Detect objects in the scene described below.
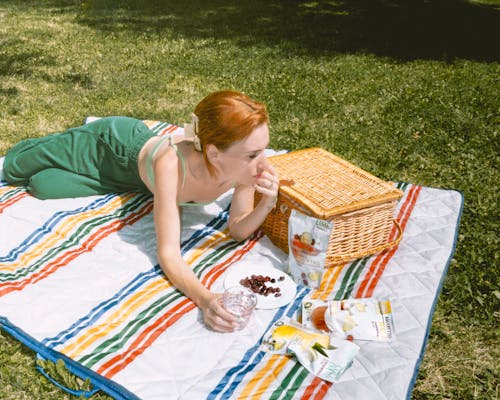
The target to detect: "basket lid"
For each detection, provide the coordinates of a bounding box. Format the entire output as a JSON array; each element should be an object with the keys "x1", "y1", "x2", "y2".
[{"x1": 271, "y1": 148, "x2": 403, "y2": 219}]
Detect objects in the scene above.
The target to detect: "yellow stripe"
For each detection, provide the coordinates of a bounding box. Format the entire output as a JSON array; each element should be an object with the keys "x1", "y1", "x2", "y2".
[
  {"x1": 62, "y1": 277, "x2": 169, "y2": 357},
  {"x1": 63, "y1": 228, "x2": 231, "y2": 357},
  {"x1": 0, "y1": 186, "x2": 16, "y2": 196},
  {"x1": 311, "y1": 265, "x2": 345, "y2": 300},
  {"x1": 184, "y1": 229, "x2": 229, "y2": 266},
  {"x1": 237, "y1": 354, "x2": 290, "y2": 399},
  {"x1": 1, "y1": 193, "x2": 136, "y2": 272},
  {"x1": 319, "y1": 265, "x2": 344, "y2": 300}
]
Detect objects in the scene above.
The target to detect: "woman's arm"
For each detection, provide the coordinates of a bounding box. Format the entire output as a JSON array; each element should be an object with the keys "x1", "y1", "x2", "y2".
[
  {"x1": 153, "y1": 149, "x2": 237, "y2": 332},
  {"x1": 228, "y1": 164, "x2": 279, "y2": 241}
]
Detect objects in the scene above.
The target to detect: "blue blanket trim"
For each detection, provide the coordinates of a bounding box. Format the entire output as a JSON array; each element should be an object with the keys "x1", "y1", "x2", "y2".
[
  {"x1": 0, "y1": 200, "x2": 232, "y2": 399},
  {"x1": 405, "y1": 189, "x2": 464, "y2": 399},
  {"x1": 0, "y1": 179, "x2": 464, "y2": 400},
  {"x1": 0, "y1": 316, "x2": 141, "y2": 400}
]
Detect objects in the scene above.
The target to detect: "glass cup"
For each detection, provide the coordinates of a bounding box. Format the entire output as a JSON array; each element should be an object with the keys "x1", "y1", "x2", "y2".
[{"x1": 222, "y1": 286, "x2": 257, "y2": 331}]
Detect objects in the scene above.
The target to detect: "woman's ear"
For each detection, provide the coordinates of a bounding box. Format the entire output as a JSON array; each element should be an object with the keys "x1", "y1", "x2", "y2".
[{"x1": 205, "y1": 144, "x2": 219, "y2": 164}]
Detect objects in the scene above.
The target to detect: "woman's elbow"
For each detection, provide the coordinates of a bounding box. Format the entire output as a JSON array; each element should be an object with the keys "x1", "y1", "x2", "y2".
[{"x1": 228, "y1": 225, "x2": 252, "y2": 242}]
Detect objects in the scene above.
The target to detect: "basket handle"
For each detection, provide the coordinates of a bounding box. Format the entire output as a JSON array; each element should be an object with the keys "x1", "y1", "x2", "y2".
[
  {"x1": 359, "y1": 218, "x2": 403, "y2": 255},
  {"x1": 386, "y1": 218, "x2": 403, "y2": 248}
]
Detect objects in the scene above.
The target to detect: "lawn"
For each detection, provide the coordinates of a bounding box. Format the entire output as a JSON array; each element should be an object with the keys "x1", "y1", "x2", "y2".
[{"x1": 0, "y1": 0, "x2": 498, "y2": 399}]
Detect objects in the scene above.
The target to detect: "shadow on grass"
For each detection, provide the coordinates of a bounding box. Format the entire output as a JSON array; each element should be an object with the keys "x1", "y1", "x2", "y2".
[
  {"x1": 9, "y1": 0, "x2": 500, "y2": 62},
  {"x1": 0, "y1": 37, "x2": 57, "y2": 78}
]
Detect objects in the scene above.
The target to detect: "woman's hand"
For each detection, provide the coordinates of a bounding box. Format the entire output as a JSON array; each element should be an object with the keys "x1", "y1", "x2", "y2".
[
  {"x1": 227, "y1": 162, "x2": 279, "y2": 241},
  {"x1": 254, "y1": 164, "x2": 279, "y2": 207},
  {"x1": 199, "y1": 292, "x2": 239, "y2": 332}
]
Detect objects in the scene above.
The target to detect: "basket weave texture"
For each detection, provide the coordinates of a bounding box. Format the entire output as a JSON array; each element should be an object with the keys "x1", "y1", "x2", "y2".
[{"x1": 257, "y1": 148, "x2": 404, "y2": 267}]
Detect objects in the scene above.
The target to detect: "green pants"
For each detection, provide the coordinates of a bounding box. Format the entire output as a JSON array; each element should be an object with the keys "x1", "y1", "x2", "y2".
[{"x1": 3, "y1": 116, "x2": 155, "y2": 199}]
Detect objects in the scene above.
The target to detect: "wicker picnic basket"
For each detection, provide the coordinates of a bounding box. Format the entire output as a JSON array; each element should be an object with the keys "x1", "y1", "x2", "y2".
[{"x1": 256, "y1": 148, "x2": 404, "y2": 267}]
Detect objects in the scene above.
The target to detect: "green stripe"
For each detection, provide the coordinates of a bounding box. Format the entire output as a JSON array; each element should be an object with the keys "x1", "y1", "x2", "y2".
[
  {"x1": 334, "y1": 258, "x2": 369, "y2": 300},
  {"x1": 0, "y1": 186, "x2": 26, "y2": 202},
  {"x1": 192, "y1": 240, "x2": 241, "y2": 277},
  {"x1": 1, "y1": 195, "x2": 147, "y2": 280},
  {"x1": 151, "y1": 121, "x2": 170, "y2": 134},
  {"x1": 282, "y1": 367, "x2": 310, "y2": 399},
  {"x1": 396, "y1": 181, "x2": 409, "y2": 191},
  {"x1": 0, "y1": 195, "x2": 150, "y2": 281},
  {"x1": 77, "y1": 237, "x2": 245, "y2": 368},
  {"x1": 78, "y1": 289, "x2": 182, "y2": 367},
  {"x1": 268, "y1": 363, "x2": 308, "y2": 400},
  {"x1": 333, "y1": 259, "x2": 362, "y2": 300}
]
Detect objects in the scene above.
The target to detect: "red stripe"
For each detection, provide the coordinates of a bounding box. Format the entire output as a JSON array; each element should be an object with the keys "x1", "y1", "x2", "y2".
[
  {"x1": 300, "y1": 377, "x2": 331, "y2": 400},
  {"x1": 355, "y1": 185, "x2": 421, "y2": 298},
  {"x1": 158, "y1": 125, "x2": 179, "y2": 136},
  {"x1": 0, "y1": 192, "x2": 29, "y2": 213},
  {"x1": 98, "y1": 233, "x2": 263, "y2": 378},
  {"x1": 363, "y1": 186, "x2": 422, "y2": 297},
  {"x1": 312, "y1": 380, "x2": 332, "y2": 400},
  {"x1": 301, "y1": 185, "x2": 422, "y2": 400},
  {"x1": 202, "y1": 231, "x2": 264, "y2": 288},
  {"x1": 98, "y1": 299, "x2": 195, "y2": 377},
  {"x1": 0, "y1": 202, "x2": 153, "y2": 297}
]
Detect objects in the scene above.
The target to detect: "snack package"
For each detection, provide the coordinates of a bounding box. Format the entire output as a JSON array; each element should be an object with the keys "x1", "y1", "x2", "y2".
[
  {"x1": 261, "y1": 318, "x2": 359, "y2": 383},
  {"x1": 302, "y1": 296, "x2": 396, "y2": 342},
  {"x1": 289, "y1": 336, "x2": 359, "y2": 383},
  {"x1": 261, "y1": 318, "x2": 330, "y2": 355},
  {"x1": 302, "y1": 296, "x2": 332, "y2": 332},
  {"x1": 288, "y1": 210, "x2": 333, "y2": 289}
]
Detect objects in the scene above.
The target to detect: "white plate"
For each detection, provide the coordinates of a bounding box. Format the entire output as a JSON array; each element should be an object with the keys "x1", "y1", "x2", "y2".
[{"x1": 224, "y1": 263, "x2": 297, "y2": 309}]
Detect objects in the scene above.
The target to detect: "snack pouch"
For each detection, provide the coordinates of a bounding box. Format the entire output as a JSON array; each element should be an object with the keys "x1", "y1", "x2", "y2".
[
  {"x1": 301, "y1": 296, "x2": 330, "y2": 332},
  {"x1": 289, "y1": 337, "x2": 359, "y2": 383},
  {"x1": 261, "y1": 318, "x2": 330, "y2": 355},
  {"x1": 261, "y1": 318, "x2": 359, "y2": 383},
  {"x1": 288, "y1": 210, "x2": 333, "y2": 289},
  {"x1": 302, "y1": 296, "x2": 396, "y2": 341}
]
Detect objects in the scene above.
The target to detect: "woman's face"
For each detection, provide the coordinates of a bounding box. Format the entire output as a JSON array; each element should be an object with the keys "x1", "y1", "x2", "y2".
[{"x1": 215, "y1": 123, "x2": 270, "y2": 186}]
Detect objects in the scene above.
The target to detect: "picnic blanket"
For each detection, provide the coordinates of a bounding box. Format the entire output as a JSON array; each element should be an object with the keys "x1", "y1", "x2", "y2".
[{"x1": 0, "y1": 121, "x2": 463, "y2": 400}]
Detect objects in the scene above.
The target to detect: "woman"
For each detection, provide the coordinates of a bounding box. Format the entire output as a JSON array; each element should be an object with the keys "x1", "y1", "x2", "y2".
[{"x1": 3, "y1": 90, "x2": 279, "y2": 332}]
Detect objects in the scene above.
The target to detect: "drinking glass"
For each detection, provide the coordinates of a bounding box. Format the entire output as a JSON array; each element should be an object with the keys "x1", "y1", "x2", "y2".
[{"x1": 222, "y1": 286, "x2": 257, "y2": 330}]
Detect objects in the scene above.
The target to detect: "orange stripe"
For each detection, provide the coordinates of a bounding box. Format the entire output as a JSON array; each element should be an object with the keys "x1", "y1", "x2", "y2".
[
  {"x1": 355, "y1": 185, "x2": 420, "y2": 297},
  {"x1": 0, "y1": 202, "x2": 153, "y2": 296},
  {"x1": 202, "y1": 232, "x2": 263, "y2": 288},
  {"x1": 158, "y1": 125, "x2": 179, "y2": 136},
  {"x1": 301, "y1": 185, "x2": 422, "y2": 400},
  {"x1": 311, "y1": 380, "x2": 332, "y2": 400},
  {"x1": 0, "y1": 192, "x2": 29, "y2": 213},
  {"x1": 364, "y1": 185, "x2": 421, "y2": 297},
  {"x1": 62, "y1": 278, "x2": 168, "y2": 357},
  {"x1": 98, "y1": 298, "x2": 194, "y2": 377},
  {"x1": 300, "y1": 377, "x2": 331, "y2": 400},
  {"x1": 1, "y1": 193, "x2": 139, "y2": 273},
  {"x1": 97, "y1": 234, "x2": 263, "y2": 377}
]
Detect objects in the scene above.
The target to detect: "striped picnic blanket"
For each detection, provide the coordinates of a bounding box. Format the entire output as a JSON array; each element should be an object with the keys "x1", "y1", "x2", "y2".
[{"x1": 0, "y1": 121, "x2": 463, "y2": 400}]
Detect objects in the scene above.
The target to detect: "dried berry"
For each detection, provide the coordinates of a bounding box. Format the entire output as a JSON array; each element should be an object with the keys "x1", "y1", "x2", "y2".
[{"x1": 239, "y1": 274, "x2": 283, "y2": 297}]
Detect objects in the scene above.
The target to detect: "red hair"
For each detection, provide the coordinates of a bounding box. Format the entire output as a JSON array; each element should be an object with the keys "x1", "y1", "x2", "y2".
[{"x1": 194, "y1": 90, "x2": 269, "y2": 175}]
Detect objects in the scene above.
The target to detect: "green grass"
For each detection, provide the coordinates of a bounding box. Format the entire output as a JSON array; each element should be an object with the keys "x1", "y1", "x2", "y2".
[{"x1": 0, "y1": 1, "x2": 498, "y2": 399}]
